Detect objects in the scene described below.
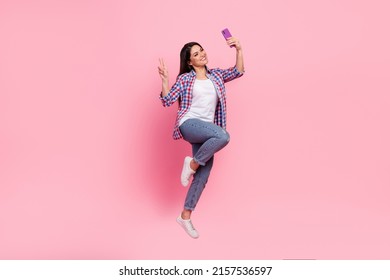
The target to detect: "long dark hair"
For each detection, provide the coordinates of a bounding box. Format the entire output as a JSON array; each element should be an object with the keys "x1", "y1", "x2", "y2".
[{"x1": 178, "y1": 42, "x2": 203, "y2": 78}]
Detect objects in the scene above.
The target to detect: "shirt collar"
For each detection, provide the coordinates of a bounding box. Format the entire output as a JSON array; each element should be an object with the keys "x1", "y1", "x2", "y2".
[{"x1": 189, "y1": 66, "x2": 211, "y2": 77}]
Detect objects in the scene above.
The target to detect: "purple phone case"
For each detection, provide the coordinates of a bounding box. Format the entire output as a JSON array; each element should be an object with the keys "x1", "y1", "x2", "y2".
[{"x1": 221, "y1": 28, "x2": 233, "y2": 48}]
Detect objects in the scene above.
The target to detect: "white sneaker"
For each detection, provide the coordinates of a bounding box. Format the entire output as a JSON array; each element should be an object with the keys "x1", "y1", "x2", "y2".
[
  {"x1": 181, "y1": 156, "x2": 196, "y2": 187},
  {"x1": 176, "y1": 215, "x2": 199, "y2": 239}
]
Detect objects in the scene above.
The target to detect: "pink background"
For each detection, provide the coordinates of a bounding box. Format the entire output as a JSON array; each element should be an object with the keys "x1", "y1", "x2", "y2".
[{"x1": 1, "y1": 0, "x2": 389, "y2": 259}]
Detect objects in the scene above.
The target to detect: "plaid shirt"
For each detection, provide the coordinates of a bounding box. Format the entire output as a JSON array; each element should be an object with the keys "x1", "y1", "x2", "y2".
[{"x1": 160, "y1": 66, "x2": 244, "y2": 140}]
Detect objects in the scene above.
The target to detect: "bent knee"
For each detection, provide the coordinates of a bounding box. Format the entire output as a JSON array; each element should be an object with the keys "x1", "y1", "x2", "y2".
[{"x1": 219, "y1": 130, "x2": 230, "y2": 146}]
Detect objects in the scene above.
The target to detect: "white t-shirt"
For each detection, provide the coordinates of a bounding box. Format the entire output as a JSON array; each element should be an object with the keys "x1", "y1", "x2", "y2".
[{"x1": 179, "y1": 79, "x2": 218, "y2": 126}]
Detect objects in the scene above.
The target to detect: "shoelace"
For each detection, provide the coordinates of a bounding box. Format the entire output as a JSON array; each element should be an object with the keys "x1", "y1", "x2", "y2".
[{"x1": 185, "y1": 220, "x2": 196, "y2": 231}]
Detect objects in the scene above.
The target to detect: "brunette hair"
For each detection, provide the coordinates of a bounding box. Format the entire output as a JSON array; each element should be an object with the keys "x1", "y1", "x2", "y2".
[{"x1": 178, "y1": 42, "x2": 203, "y2": 78}]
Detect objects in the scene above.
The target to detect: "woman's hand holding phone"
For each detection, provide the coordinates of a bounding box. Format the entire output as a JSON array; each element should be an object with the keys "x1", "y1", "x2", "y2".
[
  {"x1": 226, "y1": 37, "x2": 242, "y2": 50},
  {"x1": 221, "y1": 28, "x2": 242, "y2": 50}
]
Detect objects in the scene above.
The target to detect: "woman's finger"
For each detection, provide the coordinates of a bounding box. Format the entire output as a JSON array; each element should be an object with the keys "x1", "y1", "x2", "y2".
[{"x1": 160, "y1": 58, "x2": 165, "y2": 68}]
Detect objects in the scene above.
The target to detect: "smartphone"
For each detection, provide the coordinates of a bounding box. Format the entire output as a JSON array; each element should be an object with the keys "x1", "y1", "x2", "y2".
[{"x1": 221, "y1": 28, "x2": 233, "y2": 47}]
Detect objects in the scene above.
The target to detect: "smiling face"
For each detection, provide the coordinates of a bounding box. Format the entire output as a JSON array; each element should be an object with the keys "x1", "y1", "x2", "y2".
[{"x1": 188, "y1": 45, "x2": 208, "y2": 68}]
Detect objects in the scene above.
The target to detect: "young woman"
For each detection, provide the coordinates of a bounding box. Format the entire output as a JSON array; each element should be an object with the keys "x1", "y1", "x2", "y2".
[{"x1": 158, "y1": 36, "x2": 244, "y2": 238}]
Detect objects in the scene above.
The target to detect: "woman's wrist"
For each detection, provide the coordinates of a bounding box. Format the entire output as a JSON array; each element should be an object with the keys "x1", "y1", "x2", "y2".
[
  {"x1": 161, "y1": 80, "x2": 169, "y2": 97},
  {"x1": 235, "y1": 48, "x2": 244, "y2": 73}
]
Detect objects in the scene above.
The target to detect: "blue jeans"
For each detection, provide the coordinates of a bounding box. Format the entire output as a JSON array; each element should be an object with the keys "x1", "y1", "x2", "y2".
[{"x1": 179, "y1": 118, "x2": 230, "y2": 210}]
